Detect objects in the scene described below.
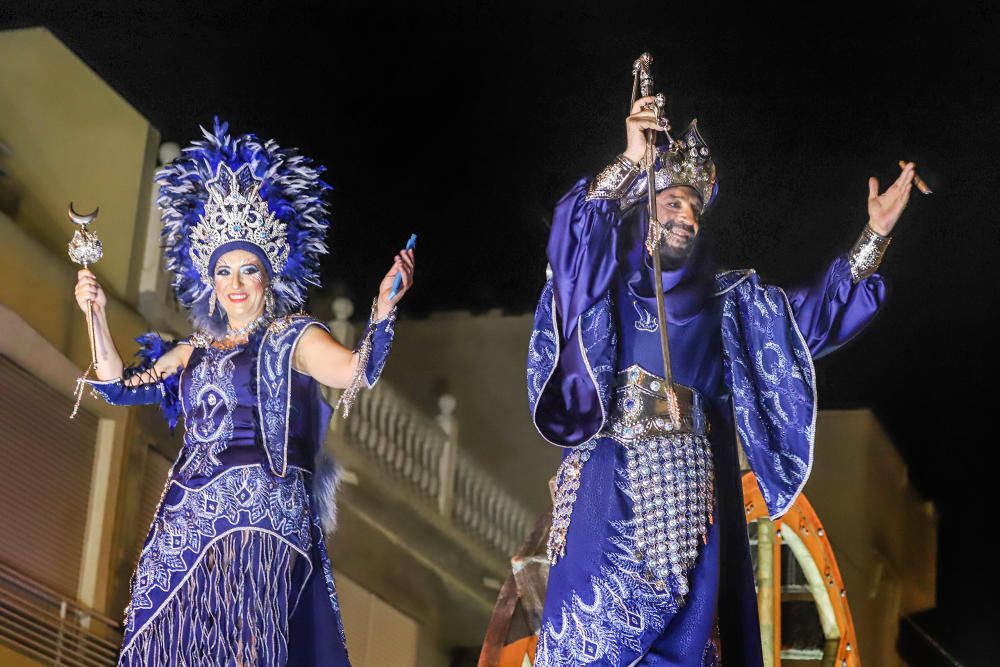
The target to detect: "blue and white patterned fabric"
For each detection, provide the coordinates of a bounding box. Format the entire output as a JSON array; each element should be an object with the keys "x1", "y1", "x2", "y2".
[
  {"x1": 532, "y1": 177, "x2": 884, "y2": 665},
  {"x1": 362, "y1": 307, "x2": 397, "y2": 388},
  {"x1": 91, "y1": 319, "x2": 352, "y2": 666},
  {"x1": 716, "y1": 270, "x2": 816, "y2": 519},
  {"x1": 530, "y1": 272, "x2": 816, "y2": 516},
  {"x1": 257, "y1": 316, "x2": 330, "y2": 478}
]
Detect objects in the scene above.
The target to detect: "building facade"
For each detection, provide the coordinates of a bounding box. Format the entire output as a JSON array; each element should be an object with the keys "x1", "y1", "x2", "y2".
[{"x1": 0, "y1": 27, "x2": 531, "y2": 667}]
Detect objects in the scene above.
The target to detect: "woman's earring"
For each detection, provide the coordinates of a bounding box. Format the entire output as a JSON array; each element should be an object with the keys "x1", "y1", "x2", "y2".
[
  {"x1": 208, "y1": 289, "x2": 217, "y2": 317},
  {"x1": 265, "y1": 287, "x2": 275, "y2": 318}
]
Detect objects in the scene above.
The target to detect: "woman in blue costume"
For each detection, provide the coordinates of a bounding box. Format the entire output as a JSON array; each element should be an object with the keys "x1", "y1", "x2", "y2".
[
  {"x1": 527, "y1": 96, "x2": 916, "y2": 665},
  {"x1": 72, "y1": 120, "x2": 415, "y2": 665}
]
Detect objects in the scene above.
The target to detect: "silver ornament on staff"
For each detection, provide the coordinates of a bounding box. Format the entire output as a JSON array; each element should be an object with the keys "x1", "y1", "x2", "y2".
[
  {"x1": 67, "y1": 202, "x2": 103, "y2": 418},
  {"x1": 631, "y1": 52, "x2": 681, "y2": 426}
]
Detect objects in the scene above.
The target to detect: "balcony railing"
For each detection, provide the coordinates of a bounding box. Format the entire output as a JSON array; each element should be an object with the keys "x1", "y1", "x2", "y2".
[
  {"x1": 0, "y1": 561, "x2": 120, "y2": 666},
  {"x1": 343, "y1": 380, "x2": 534, "y2": 558}
]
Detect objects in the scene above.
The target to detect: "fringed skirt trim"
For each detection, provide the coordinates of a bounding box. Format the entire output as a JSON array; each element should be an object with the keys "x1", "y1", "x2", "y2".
[{"x1": 119, "y1": 528, "x2": 309, "y2": 665}]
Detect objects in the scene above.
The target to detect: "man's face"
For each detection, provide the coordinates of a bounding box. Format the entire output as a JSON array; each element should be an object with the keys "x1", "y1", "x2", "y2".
[{"x1": 654, "y1": 185, "x2": 703, "y2": 269}]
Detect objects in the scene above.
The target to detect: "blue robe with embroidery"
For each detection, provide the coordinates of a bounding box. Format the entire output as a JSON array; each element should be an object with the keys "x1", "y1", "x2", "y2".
[
  {"x1": 87, "y1": 314, "x2": 395, "y2": 665},
  {"x1": 527, "y1": 181, "x2": 884, "y2": 666}
]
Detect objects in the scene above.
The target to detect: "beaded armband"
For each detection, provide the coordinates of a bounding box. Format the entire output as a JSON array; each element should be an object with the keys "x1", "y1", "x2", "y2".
[
  {"x1": 335, "y1": 297, "x2": 397, "y2": 418},
  {"x1": 586, "y1": 154, "x2": 642, "y2": 201},
  {"x1": 848, "y1": 225, "x2": 892, "y2": 282}
]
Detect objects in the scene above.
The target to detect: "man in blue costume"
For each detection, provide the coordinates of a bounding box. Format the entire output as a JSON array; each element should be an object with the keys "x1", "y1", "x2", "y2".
[{"x1": 526, "y1": 95, "x2": 916, "y2": 665}]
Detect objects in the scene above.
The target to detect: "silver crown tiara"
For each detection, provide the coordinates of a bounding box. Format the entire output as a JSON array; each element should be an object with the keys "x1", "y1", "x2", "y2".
[
  {"x1": 622, "y1": 120, "x2": 717, "y2": 210},
  {"x1": 188, "y1": 163, "x2": 289, "y2": 285}
]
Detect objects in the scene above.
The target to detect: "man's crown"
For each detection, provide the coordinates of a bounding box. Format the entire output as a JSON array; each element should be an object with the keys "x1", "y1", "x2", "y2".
[
  {"x1": 622, "y1": 120, "x2": 718, "y2": 211},
  {"x1": 188, "y1": 163, "x2": 289, "y2": 284}
]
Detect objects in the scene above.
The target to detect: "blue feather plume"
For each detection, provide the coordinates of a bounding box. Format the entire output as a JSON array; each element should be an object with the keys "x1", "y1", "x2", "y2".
[
  {"x1": 156, "y1": 118, "x2": 332, "y2": 333},
  {"x1": 126, "y1": 333, "x2": 182, "y2": 431}
]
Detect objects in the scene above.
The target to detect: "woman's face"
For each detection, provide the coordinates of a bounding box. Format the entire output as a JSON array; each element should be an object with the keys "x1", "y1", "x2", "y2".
[{"x1": 213, "y1": 249, "x2": 268, "y2": 325}]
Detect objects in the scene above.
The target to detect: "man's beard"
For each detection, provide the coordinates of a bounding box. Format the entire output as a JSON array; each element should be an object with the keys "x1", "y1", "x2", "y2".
[{"x1": 657, "y1": 219, "x2": 697, "y2": 270}]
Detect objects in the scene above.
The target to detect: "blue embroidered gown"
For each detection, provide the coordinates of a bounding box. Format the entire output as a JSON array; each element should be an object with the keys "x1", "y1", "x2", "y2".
[
  {"x1": 89, "y1": 319, "x2": 363, "y2": 666},
  {"x1": 528, "y1": 181, "x2": 885, "y2": 666}
]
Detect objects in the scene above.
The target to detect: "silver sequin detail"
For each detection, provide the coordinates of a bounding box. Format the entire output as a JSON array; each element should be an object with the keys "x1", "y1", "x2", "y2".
[
  {"x1": 547, "y1": 439, "x2": 597, "y2": 564},
  {"x1": 625, "y1": 433, "x2": 714, "y2": 596}
]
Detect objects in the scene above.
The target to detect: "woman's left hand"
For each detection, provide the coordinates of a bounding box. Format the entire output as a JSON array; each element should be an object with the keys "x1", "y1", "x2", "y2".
[{"x1": 376, "y1": 248, "x2": 415, "y2": 321}]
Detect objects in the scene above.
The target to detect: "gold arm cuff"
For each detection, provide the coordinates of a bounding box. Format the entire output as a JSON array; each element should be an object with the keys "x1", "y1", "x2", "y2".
[
  {"x1": 848, "y1": 225, "x2": 892, "y2": 282},
  {"x1": 586, "y1": 154, "x2": 641, "y2": 201}
]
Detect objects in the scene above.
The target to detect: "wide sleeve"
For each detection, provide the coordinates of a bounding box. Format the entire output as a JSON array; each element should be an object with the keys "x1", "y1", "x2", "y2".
[
  {"x1": 547, "y1": 179, "x2": 626, "y2": 340},
  {"x1": 784, "y1": 255, "x2": 886, "y2": 359}
]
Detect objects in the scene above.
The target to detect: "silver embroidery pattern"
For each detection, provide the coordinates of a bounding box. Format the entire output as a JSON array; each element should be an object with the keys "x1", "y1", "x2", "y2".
[
  {"x1": 632, "y1": 300, "x2": 658, "y2": 333},
  {"x1": 527, "y1": 282, "x2": 559, "y2": 417},
  {"x1": 536, "y1": 464, "x2": 682, "y2": 666},
  {"x1": 580, "y1": 293, "x2": 617, "y2": 412},
  {"x1": 124, "y1": 465, "x2": 312, "y2": 637},
  {"x1": 179, "y1": 346, "x2": 241, "y2": 480},
  {"x1": 720, "y1": 273, "x2": 816, "y2": 518},
  {"x1": 259, "y1": 322, "x2": 302, "y2": 472}
]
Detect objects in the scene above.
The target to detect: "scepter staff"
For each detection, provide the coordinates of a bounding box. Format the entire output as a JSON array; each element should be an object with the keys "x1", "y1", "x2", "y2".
[
  {"x1": 631, "y1": 53, "x2": 681, "y2": 425},
  {"x1": 67, "y1": 202, "x2": 103, "y2": 417}
]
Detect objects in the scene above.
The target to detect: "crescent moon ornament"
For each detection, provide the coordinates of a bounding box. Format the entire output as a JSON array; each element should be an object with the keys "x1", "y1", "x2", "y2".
[
  {"x1": 66, "y1": 200, "x2": 103, "y2": 418},
  {"x1": 66, "y1": 202, "x2": 103, "y2": 268},
  {"x1": 68, "y1": 202, "x2": 99, "y2": 226}
]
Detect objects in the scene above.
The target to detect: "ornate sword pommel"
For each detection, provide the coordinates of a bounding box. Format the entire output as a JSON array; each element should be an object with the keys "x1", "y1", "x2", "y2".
[
  {"x1": 632, "y1": 52, "x2": 653, "y2": 75},
  {"x1": 633, "y1": 53, "x2": 655, "y2": 97},
  {"x1": 68, "y1": 202, "x2": 99, "y2": 226}
]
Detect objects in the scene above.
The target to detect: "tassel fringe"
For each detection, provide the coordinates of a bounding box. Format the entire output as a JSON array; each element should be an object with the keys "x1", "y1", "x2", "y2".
[{"x1": 120, "y1": 530, "x2": 300, "y2": 666}]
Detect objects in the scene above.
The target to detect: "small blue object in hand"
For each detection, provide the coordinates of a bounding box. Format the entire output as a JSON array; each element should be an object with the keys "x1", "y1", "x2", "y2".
[{"x1": 389, "y1": 233, "x2": 417, "y2": 301}]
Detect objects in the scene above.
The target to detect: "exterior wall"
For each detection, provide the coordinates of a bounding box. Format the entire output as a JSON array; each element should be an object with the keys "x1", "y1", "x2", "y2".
[
  {"x1": 0, "y1": 28, "x2": 518, "y2": 665},
  {"x1": 0, "y1": 28, "x2": 162, "y2": 621},
  {"x1": 0, "y1": 28, "x2": 160, "y2": 304},
  {"x1": 805, "y1": 410, "x2": 937, "y2": 666},
  {"x1": 382, "y1": 310, "x2": 561, "y2": 514}
]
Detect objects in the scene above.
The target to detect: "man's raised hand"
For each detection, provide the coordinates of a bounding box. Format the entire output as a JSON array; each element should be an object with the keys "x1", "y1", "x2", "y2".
[
  {"x1": 623, "y1": 96, "x2": 670, "y2": 165},
  {"x1": 867, "y1": 162, "x2": 915, "y2": 236}
]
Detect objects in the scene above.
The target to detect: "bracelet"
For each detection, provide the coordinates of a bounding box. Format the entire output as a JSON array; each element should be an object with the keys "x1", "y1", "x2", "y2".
[
  {"x1": 586, "y1": 154, "x2": 642, "y2": 201},
  {"x1": 335, "y1": 297, "x2": 379, "y2": 418},
  {"x1": 848, "y1": 225, "x2": 892, "y2": 282}
]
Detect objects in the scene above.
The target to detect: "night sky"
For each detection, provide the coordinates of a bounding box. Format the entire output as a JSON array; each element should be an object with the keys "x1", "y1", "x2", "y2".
[{"x1": 4, "y1": 1, "x2": 998, "y2": 662}]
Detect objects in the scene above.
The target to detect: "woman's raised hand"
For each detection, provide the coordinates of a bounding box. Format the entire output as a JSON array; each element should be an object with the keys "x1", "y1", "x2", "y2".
[
  {"x1": 376, "y1": 248, "x2": 415, "y2": 321},
  {"x1": 75, "y1": 268, "x2": 107, "y2": 314}
]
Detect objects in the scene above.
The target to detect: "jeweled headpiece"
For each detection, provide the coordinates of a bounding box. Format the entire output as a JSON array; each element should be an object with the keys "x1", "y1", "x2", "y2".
[
  {"x1": 622, "y1": 119, "x2": 718, "y2": 211},
  {"x1": 156, "y1": 119, "x2": 331, "y2": 332},
  {"x1": 189, "y1": 163, "x2": 289, "y2": 285}
]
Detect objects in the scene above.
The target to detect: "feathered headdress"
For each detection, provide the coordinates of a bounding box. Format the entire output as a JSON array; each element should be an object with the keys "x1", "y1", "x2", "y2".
[{"x1": 156, "y1": 118, "x2": 331, "y2": 333}]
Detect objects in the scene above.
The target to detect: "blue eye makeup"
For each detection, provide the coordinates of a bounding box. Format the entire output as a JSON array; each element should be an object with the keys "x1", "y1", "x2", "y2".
[{"x1": 214, "y1": 264, "x2": 261, "y2": 278}]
